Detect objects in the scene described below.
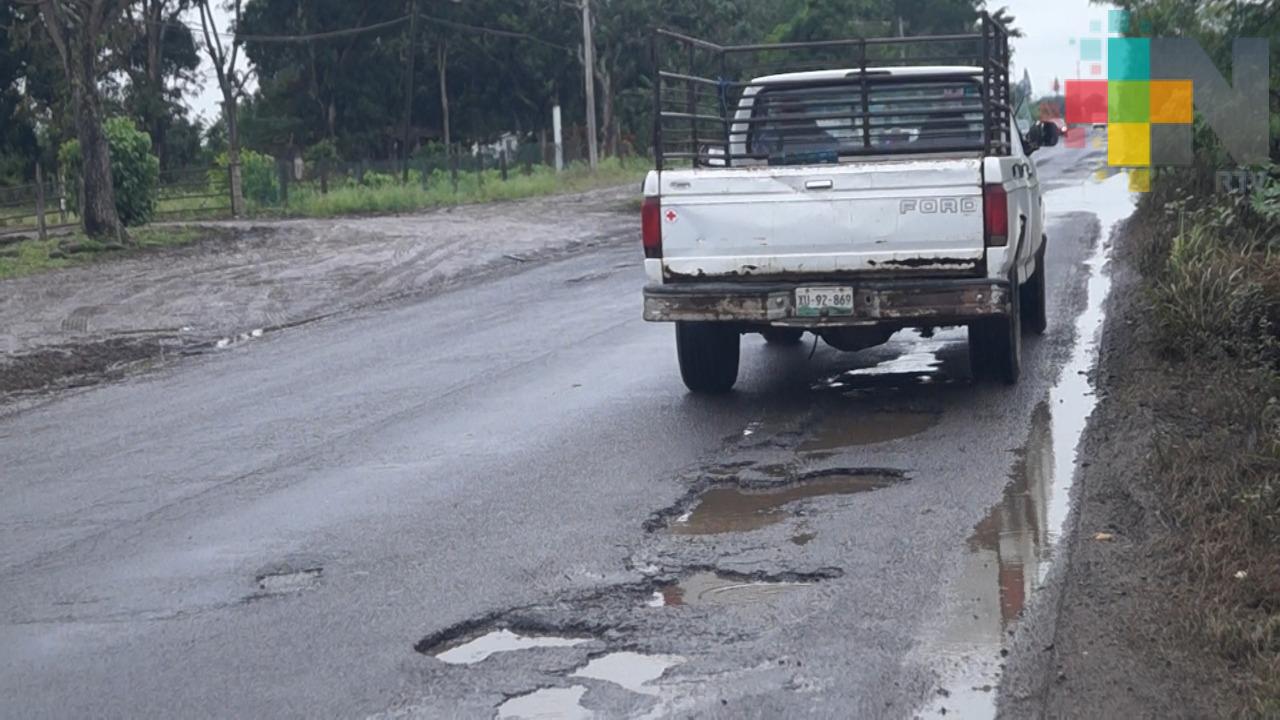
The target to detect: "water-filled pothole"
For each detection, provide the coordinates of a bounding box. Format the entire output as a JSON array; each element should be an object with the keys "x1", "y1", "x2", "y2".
[
  {"x1": 648, "y1": 569, "x2": 838, "y2": 607},
  {"x1": 570, "y1": 652, "x2": 685, "y2": 695},
  {"x1": 799, "y1": 411, "x2": 940, "y2": 451},
  {"x1": 496, "y1": 686, "x2": 591, "y2": 720},
  {"x1": 665, "y1": 471, "x2": 903, "y2": 536},
  {"x1": 430, "y1": 629, "x2": 592, "y2": 665}
]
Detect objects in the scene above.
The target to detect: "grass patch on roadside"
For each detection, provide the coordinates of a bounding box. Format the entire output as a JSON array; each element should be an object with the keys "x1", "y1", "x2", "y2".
[
  {"x1": 1134, "y1": 168, "x2": 1280, "y2": 716},
  {"x1": 0, "y1": 226, "x2": 203, "y2": 280},
  {"x1": 264, "y1": 157, "x2": 647, "y2": 218}
]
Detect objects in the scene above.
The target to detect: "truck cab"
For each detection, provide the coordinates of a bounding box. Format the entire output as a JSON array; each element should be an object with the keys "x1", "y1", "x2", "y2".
[{"x1": 643, "y1": 16, "x2": 1059, "y2": 393}]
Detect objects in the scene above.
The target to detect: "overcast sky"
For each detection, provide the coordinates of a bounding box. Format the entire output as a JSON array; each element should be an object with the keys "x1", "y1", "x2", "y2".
[
  {"x1": 182, "y1": 0, "x2": 1116, "y2": 123},
  {"x1": 1004, "y1": 0, "x2": 1118, "y2": 96}
]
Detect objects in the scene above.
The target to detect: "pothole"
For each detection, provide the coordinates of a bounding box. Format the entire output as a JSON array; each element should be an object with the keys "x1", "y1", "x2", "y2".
[
  {"x1": 570, "y1": 652, "x2": 685, "y2": 695},
  {"x1": 661, "y1": 470, "x2": 904, "y2": 536},
  {"x1": 496, "y1": 686, "x2": 591, "y2": 720},
  {"x1": 432, "y1": 629, "x2": 592, "y2": 665},
  {"x1": 799, "y1": 411, "x2": 940, "y2": 451},
  {"x1": 254, "y1": 567, "x2": 322, "y2": 594},
  {"x1": 648, "y1": 569, "x2": 841, "y2": 608}
]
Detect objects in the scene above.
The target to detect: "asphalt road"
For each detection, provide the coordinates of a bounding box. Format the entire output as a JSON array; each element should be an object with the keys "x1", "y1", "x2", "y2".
[{"x1": 0, "y1": 145, "x2": 1116, "y2": 719}]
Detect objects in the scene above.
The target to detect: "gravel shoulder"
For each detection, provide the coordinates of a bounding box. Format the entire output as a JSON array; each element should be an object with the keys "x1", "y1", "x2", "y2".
[{"x1": 0, "y1": 186, "x2": 636, "y2": 397}]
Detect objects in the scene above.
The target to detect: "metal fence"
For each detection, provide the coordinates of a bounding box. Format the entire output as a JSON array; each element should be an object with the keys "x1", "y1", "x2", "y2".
[{"x1": 0, "y1": 134, "x2": 604, "y2": 237}]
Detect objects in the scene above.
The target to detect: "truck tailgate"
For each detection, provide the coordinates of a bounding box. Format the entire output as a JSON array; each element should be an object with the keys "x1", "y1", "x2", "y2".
[{"x1": 659, "y1": 158, "x2": 985, "y2": 280}]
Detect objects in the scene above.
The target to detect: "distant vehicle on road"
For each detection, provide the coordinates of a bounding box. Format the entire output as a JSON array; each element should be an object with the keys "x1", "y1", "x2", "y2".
[{"x1": 642, "y1": 14, "x2": 1059, "y2": 393}]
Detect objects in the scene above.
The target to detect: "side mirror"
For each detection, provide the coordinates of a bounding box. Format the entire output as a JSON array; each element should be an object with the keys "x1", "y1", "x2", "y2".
[{"x1": 1028, "y1": 121, "x2": 1061, "y2": 151}]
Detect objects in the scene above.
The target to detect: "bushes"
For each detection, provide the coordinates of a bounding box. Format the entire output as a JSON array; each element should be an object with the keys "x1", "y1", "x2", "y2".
[
  {"x1": 1146, "y1": 172, "x2": 1280, "y2": 365},
  {"x1": 59, "y1": 117, "x2": 161, "y2": 227},
  {"x1": 210, "y1": 149, "x2": 279, "y2": 206},
  {"x1": 1135, "y1": 165, "x2": 1280, "y2": 715}
]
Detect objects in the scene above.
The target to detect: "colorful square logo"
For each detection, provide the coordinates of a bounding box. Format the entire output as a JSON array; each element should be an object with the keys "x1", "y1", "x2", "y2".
[{"x1": 1063, "y1": 31, "x2": 1197, "y2": 172}]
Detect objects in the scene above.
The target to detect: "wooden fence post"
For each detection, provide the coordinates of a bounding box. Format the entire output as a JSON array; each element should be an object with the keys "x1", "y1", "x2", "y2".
[
  {"x1": 56, "y1": 170, "x2": 67, "y2": 223},
  {"x1": 455, "y1": 146, "x2": 465, "y2": 192},
  {"x1": 34, "y1": 161, "x2": 47, "y2": 241}
]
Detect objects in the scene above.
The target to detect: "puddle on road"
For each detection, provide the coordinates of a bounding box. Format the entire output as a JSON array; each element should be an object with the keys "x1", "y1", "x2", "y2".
[
  {"x1": 570, "y1": 652, "x2": 686, "y2": 695},
  {"x1": 652, "y1": 571, "x2": 815, "y2": 607},
  {"x1": 433, "y1": 629, "x2": 591, "y2": 665},
  {"x1": 496, "y1": 685, "x2": 591, "y2": 720},
  {"x1": 919, "y1": 169, "x2": 1137, "y2": 719},
  {"x1": 799, "y1": 411, "x2": 939, "y2": 451},
  {"x1": 667, "y1": 471, "x2": 902, "y2": 536},
  {"x1": 816, "y1": 330, "x2": 966, "y2": 393}
]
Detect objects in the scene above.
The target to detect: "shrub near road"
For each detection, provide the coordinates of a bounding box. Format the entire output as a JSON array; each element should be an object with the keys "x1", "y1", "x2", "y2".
[
  {"x1": 59, "y1": 118, "x2": 161, "y2": 229},
  {"x1": 1122, "y1": 166, "x2": 1280, "y2": 715}
]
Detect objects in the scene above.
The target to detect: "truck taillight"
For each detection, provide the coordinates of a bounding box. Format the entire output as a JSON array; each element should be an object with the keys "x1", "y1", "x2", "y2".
[
  {"x1": 642, "y1": 196, "x2": 662, "y2": 259},
  {"x1": 983, "y1": 184, "x2": 1009, "y2": 248}
]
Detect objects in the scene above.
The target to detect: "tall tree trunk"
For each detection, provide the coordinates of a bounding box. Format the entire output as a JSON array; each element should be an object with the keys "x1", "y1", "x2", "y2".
[
  {"x1": 438, "y1": 41, "x2": 450, "y2": 151},
  {"x1": 600, "y1": 69, "x2": 616, "y2": 157},
  {"x1": 42, "y1": 0, "x2": 126, "y2": 242},
  {"x1": 224, "y1": 93, "x2": 245, "y2": 216}
]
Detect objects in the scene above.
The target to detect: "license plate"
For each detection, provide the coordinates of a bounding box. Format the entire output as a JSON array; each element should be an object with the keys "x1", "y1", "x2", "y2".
[{"x1": 795, "y1": 286, "x2": 855, "y2": 317}]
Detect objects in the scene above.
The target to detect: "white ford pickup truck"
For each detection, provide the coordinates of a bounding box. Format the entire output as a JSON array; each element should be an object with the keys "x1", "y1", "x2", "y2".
[{"x1": 643, "y1": 16, "x2": 1059, "y2": 393}]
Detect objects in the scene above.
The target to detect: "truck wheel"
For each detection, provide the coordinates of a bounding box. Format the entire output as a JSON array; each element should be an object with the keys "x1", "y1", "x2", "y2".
[
  {"x1": 1021, "y1": 239, "x2": 1048, "y2": 335},
  {"x1": 760, "y1": 328, "x2": 804, "y2": 346},
  {"x1": 676, "y1": 322, "x2": 740, "y2": 394},
  {"x1": 969, "y1": 276, "x2": 1022, "y2": 385}
]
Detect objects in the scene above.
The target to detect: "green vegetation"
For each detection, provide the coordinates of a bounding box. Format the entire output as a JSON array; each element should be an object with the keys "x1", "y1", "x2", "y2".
[
  {"x1": 1105, "y1": 1, "x2": 1280, "y2": 711},
  {"x1": 59, "y1": 118, "x2": 161, "y2": 227},
  {"x1": 0, "y1": 227, "x2": 201, "y2": 280},
  {"x1": 1132, "y1": 166, "x2": 1280, "y2": 718},
  {"x1": 211, "y1": 149, "x2": 280, "y2": 206},
  {"x1": 262, "y1": 158, "x2": 645, "y2": 218}
]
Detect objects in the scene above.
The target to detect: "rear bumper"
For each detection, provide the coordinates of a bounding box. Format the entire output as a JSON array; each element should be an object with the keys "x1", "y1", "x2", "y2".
[{"x1": 644, "y1": 278, "x2": 1011, "y2": 326}]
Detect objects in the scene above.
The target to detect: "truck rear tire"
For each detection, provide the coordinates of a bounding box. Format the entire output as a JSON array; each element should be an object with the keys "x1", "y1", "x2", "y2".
[
  {"x1": 1021, "y1": 239, "x2": 1048, "y2": 335},
  {"x1": 760, "y1": 328, "x2": 804, "y2": 346},
  {"x1": 676, "y1": 322, "x2": 740, "y2": 394},
  {"x1": 969, "y1": 277, "x2": 1022, "y2": 385}
]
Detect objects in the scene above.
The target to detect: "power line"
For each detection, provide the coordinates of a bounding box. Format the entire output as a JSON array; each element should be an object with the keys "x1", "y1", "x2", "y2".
[{"x1": 140, "y1": 13, "x2": 570, "y2": 50}]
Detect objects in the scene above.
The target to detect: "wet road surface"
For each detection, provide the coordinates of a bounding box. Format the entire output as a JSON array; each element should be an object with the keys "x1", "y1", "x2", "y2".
[{"x1": 0, "y1": 146, "x2": 1129, "y2": 718}]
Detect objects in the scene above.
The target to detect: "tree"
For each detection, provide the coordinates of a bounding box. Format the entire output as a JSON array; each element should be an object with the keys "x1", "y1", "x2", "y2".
[
  {"x1": 35, "y1": 0, "x2": 128, "y2": 241},
  {"x1": 196, "y1": 0, "x2": 248, "y2": 216},
  {"x1": 121, "y1": 0, "x2": 200, "y2": 169}
]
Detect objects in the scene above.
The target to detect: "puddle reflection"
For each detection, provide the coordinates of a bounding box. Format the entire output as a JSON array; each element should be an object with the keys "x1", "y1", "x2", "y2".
[
  {"x1": 667, "y1": 472, "x2": 901, "y2": 536},
  {"x1": 434, "y1": 630, "x2": 590, "y2": 665},
  {"x1": 570, "y1": 652, "x2": 685, "y2": 695},
  {"x1": 919, "y1": 169, "x2": 1137, "y2": 719},
  {"x1": 496, "y1": 686, "x2": 591, "y2": 720}
]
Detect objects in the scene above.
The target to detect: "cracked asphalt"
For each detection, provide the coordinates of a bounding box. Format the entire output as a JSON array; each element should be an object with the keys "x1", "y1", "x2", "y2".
[{"x1": 0, "y1": 144, "x2": 1119, "y2": 719}]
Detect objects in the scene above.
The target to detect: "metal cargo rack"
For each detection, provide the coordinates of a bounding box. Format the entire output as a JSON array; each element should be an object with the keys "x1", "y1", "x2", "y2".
[{"x1": 651, "y1": 12, "x2": 1012, "y2": 170}]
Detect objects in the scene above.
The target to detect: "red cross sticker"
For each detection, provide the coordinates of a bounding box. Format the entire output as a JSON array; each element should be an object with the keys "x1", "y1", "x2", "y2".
[{"x1": 665, "y1": 209, "x2": 678, "y2": 223}]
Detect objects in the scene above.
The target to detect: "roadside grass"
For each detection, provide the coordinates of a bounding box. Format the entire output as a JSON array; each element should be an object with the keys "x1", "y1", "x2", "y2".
[
  {"x1": 0, "y1": 226, "x2": 203, "y2": 280},
  {"x1": 264, "y1": 157, "x2": 646, "y2": 218},
  {"x1": 1133, "y1": 171, "x2": 1280, "y2": 716}
]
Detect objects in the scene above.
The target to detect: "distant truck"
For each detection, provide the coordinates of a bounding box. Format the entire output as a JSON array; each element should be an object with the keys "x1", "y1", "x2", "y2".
[{"x1": 642, "y1": 14, "x2": 1059, "y2": 393}]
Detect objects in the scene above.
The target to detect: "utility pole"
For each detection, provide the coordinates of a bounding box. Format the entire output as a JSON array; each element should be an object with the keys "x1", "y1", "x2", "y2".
[
  {"x1": 402, "y1": 0, "x2": 419, "y2": 182},
  {"x1": 580, "y1": 0, "x2": 599, "y2": 170}
]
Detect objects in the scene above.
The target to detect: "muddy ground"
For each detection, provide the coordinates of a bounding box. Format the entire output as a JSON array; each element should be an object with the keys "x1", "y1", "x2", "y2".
[
  {"x1": 999, "y1": 209, "x2": 1242, "y2": 718},
  {"x1": 0, "y1": 186, "x2": 634, "y2": 397}
]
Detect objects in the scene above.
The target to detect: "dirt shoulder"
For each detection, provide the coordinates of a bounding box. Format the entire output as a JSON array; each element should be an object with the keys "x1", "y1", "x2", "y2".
[
  {"x1": 0, "y1": 185, "x2": 636, "y2": 398},
  {"x1": 1032, "y1": 216, "x2": 1263, "y2": 718}
]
